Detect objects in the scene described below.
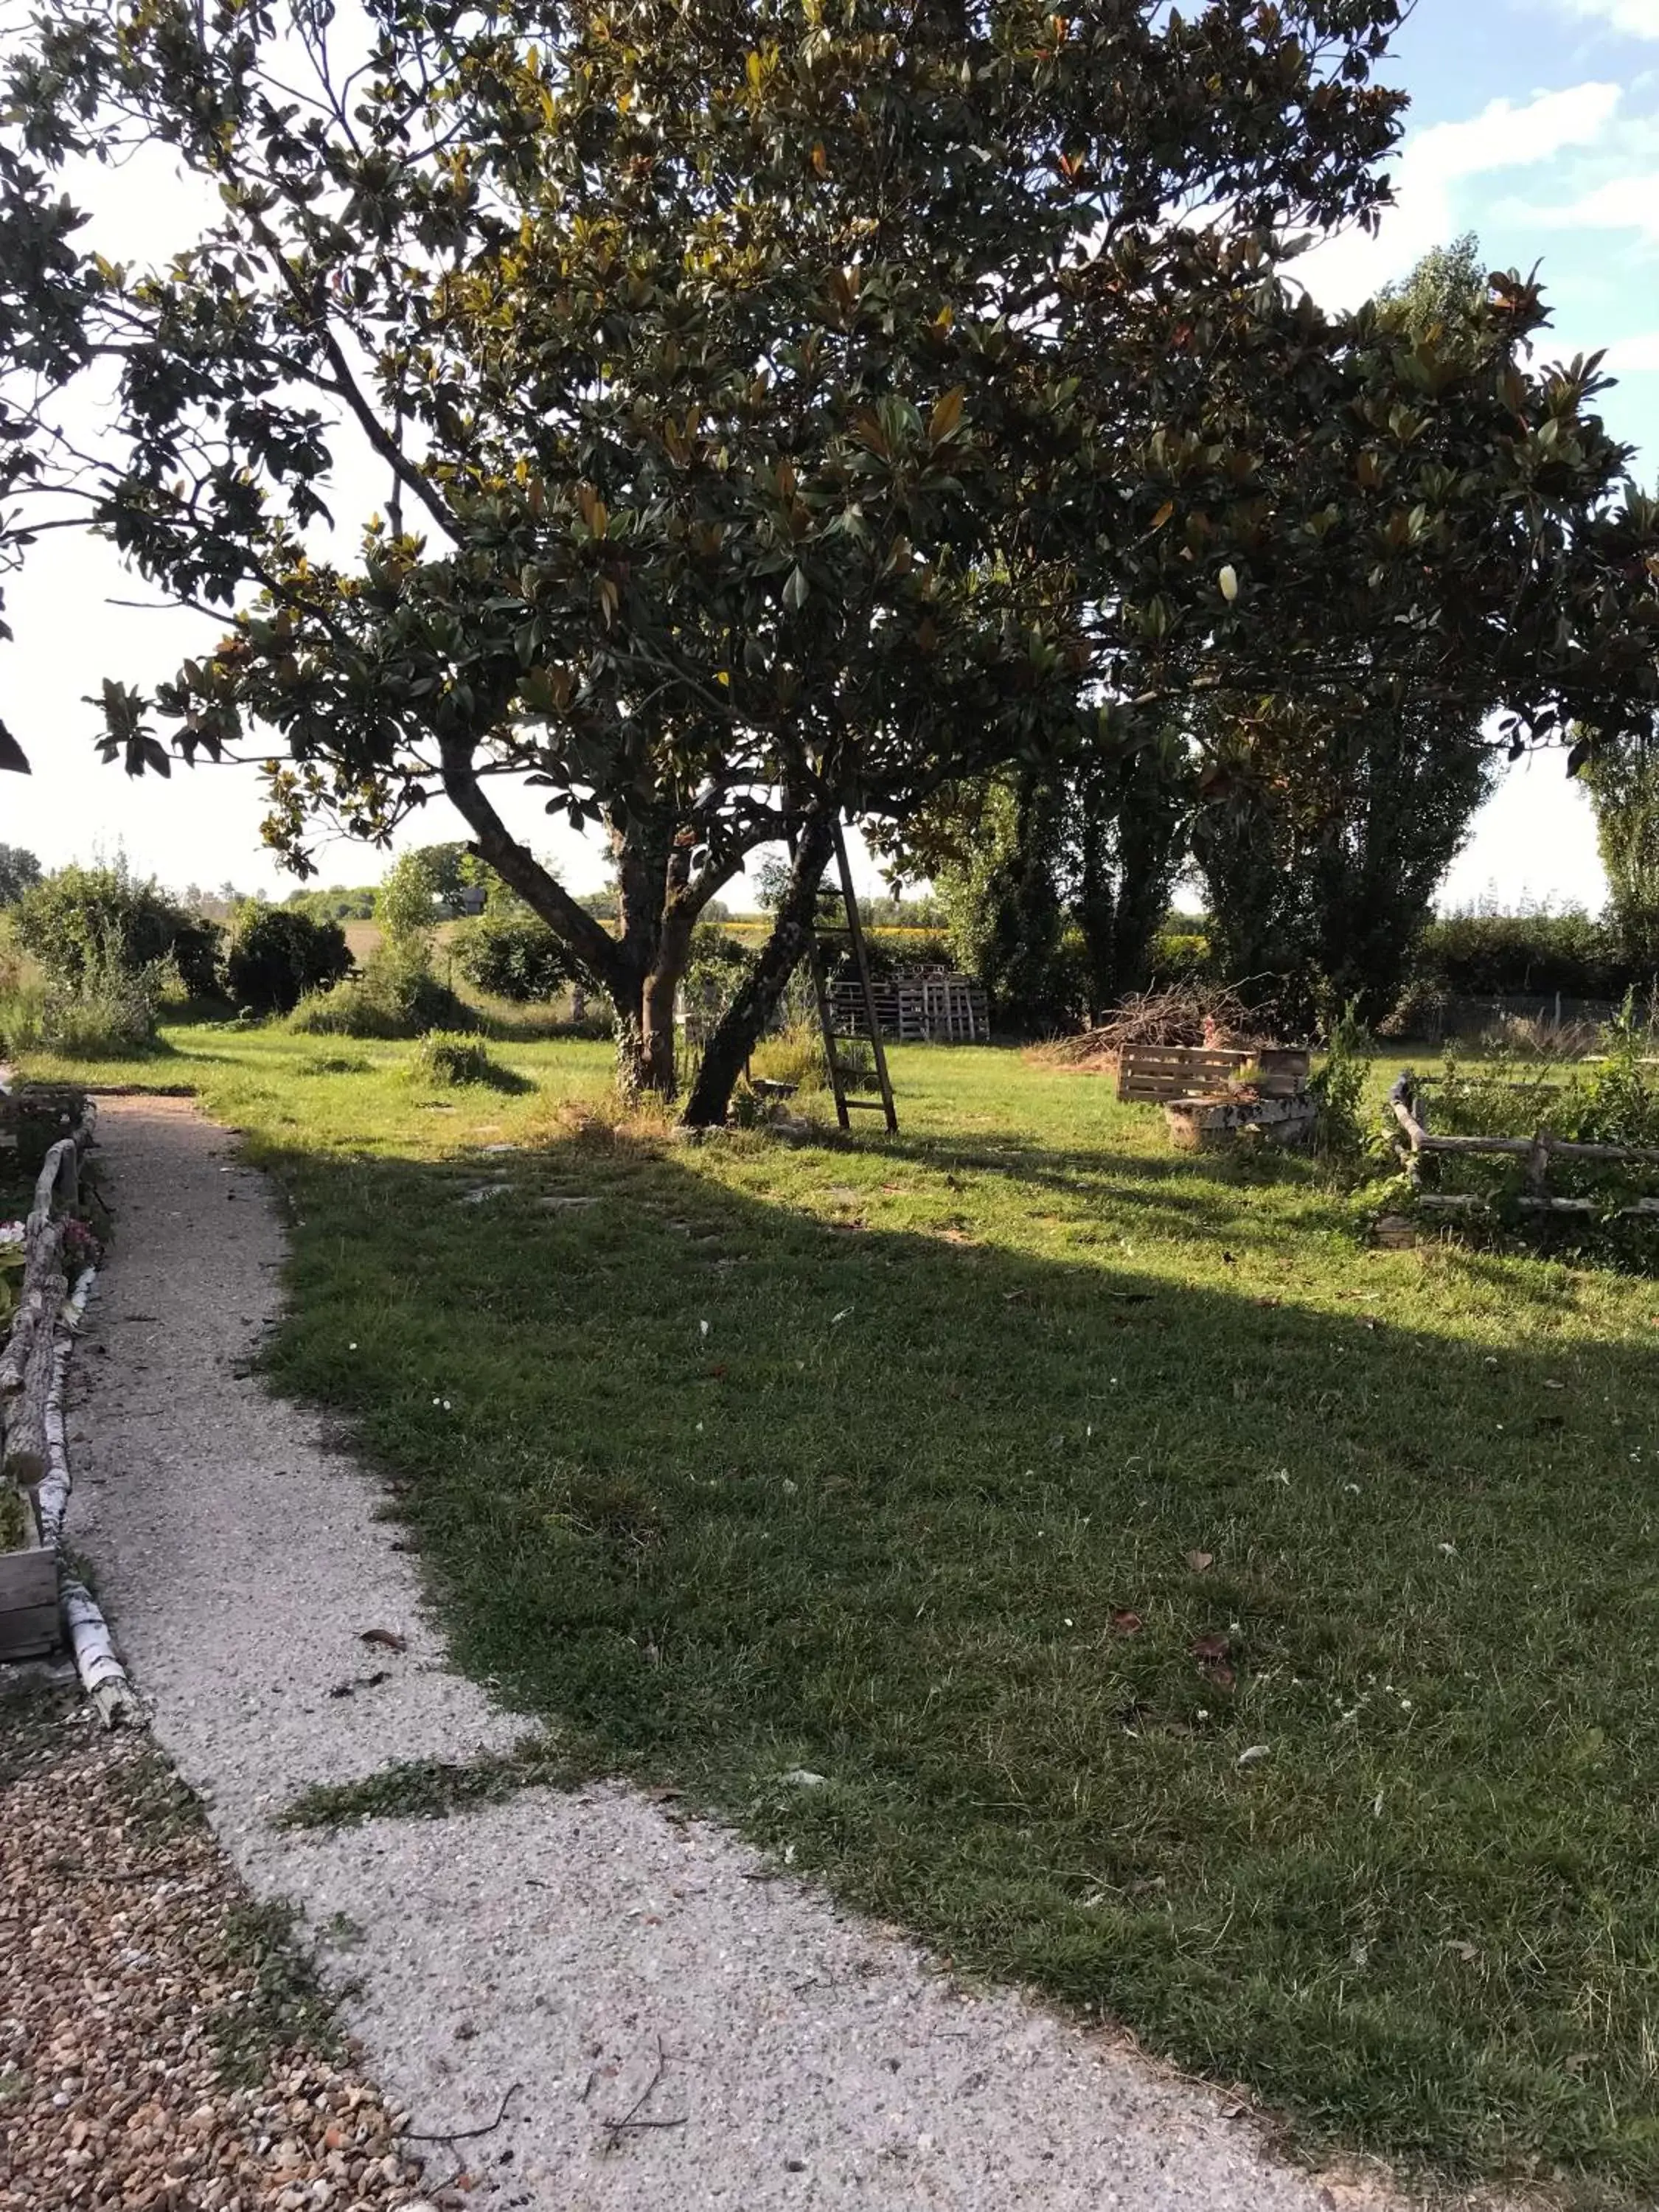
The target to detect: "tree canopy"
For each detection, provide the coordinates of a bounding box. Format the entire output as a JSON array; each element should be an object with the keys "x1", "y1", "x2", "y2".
[{"x1": 3, "y1": 0, "x2": 1658, "y2": 1103}]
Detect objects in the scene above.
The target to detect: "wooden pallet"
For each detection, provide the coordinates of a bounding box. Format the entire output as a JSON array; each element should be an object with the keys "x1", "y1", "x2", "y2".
[
  {"x1": 830, "y1": 971, "x2": 989, "y2": 1045},
  {"x1": 1116, "y1": 1045, "x2": 1251, "y2": 1103}
]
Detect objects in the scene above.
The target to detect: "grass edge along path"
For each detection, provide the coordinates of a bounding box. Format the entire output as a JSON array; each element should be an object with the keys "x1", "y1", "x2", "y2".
[{"x1": 32, "y1": 1024, "x2": 1659, "y2": 2209}]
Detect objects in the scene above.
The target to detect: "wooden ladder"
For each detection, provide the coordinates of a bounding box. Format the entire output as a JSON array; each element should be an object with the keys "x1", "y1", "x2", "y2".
[{"x1": 801, "y1": 820, "x2": 899, "y2": 1135}]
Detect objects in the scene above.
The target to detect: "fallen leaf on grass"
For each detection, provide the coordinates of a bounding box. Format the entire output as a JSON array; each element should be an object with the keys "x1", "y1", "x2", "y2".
[
  {"x1": 1185, "y1": 1550, "x2": 1214, "y2": 1573},
  {"x1": 1543, "y1": 1377, "x2": 1565, "y2": 1391},
  {"x1": 1002, "y1": 1290, "x2": 1030, "y2": 1304},
  {"x1": 1200, "y1": 1661, "x2": 1237, "y2": 1691},
  {"x1": 1110, "y1": 1609, "x2": 1144, "y2": 1636},
  {"x1": 707, "y1": 1364, "x2": 728, "y2": 1380},
  {"x1": 1236, "y1": 1743, "x2": 1270, "y2": 1767},
  {"x1": 359, "y1": 1627, "x2": 407, "y2": 1652},
  {"x1": 1255, "y1": 1296, "x2": 1281, "y2": 1310},
  {"x1": 1191, "y1": 1632, "x2": 1230, "y2": 1662}
]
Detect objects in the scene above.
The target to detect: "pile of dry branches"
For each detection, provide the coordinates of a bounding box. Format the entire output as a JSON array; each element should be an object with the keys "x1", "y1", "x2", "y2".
[{"x1": 1040, "y1": 984, "x2": 1278, "y2": 1068}]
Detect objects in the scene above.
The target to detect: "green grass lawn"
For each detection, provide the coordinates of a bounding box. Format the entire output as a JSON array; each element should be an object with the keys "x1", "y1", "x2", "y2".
[{"x1": 31, "y1": 1025, "x2": 1659, "y2": 2202}]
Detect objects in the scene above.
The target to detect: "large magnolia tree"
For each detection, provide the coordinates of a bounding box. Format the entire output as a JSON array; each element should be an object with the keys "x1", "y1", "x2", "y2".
[{"x1": 2, "y1": 0, "x2": 1657, "y2": 1111}]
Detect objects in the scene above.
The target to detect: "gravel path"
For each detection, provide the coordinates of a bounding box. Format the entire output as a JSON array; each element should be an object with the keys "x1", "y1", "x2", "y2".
[{"x1": 72, "y1": 1096, "x2": 1403, "y2": 2211}]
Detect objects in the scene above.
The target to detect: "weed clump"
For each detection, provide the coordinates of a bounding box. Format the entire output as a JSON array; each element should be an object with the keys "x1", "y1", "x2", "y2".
[{"x1": 407, "y1": 1030, "x2": 516, "y2": 1089}]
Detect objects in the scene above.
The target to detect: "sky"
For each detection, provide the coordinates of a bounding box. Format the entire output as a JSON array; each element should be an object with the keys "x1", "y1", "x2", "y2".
[{"x1": 3, "y1": 2, "x2": 1659, "y2": 911}]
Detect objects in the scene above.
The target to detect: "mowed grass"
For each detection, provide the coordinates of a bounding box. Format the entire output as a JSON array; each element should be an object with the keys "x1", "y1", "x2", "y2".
[{"x1": 31, "y1": 1025, "x2": 1659, "y2": 2200}]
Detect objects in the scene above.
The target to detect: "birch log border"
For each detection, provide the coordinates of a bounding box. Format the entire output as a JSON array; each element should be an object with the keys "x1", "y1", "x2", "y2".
[{"x1": 0, "y1": 1102, "x2": 139, "y2": 1725}]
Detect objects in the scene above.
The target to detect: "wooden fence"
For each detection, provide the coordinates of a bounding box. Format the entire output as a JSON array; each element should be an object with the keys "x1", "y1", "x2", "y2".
[{"x1": 1387, "y1": 1071, "x2": 1659, "y2": 1220}]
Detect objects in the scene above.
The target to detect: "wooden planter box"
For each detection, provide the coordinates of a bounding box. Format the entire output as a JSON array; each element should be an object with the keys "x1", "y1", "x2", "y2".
[
  {"x1": 0, "y1": 1086, "x2": 90, "y2": 1179},
  {"x1": 0, "y1": 1511, "x2": 58, "y2": 1658},
  {"x1": 1164, "y1": 1092, "x2": 1319, "y2": 1151}
]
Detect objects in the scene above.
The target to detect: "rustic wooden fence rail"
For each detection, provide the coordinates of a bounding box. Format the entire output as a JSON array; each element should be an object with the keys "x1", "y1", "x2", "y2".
[
  {"x1": 1387, "y1": 1071, "x2": 1659, "y2": 1220},
  {"x1": 0, "y1": 1099, "x2": 138, "y2": 1722}
]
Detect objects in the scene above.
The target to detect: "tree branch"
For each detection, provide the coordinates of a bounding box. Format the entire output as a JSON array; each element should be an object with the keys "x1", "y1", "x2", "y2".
[{"x1": 437, "y1": 736, "x2": 631, "y2": 995}]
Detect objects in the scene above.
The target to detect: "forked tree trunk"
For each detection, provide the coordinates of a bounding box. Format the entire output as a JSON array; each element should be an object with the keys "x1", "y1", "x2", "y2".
[{"x1": 681, "y1": 810, "x2": 835, "y2": 1127}]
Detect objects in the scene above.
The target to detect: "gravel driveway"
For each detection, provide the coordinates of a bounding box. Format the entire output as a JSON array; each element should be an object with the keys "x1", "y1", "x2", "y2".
[{"x1": 68, "y1": 1095, "x2": 1407, "y2": 2211}]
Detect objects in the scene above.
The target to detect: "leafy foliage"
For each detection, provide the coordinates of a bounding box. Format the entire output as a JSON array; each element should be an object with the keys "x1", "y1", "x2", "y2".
[
  {"x1": 11, "y1": 863, "x2": 218, "y2": 998},
  {"x1": 917, "y1": 739, "x2": 1192, "y2": 1029},
  {"x1": 1586, "y1": 727, "x2": 1659, "y2": 977},
  {"x1": 373, "y1": 851, "x2": 445, "y2": 954},
  {"x1": 282, "y1": 883, "x2": 376, "y2": 924},
  {"x1": 9, "y1": 4, "x2": 1659, "y2": 1114},
  {"x1": 289, "y1": 950, "x2": 470, "y2": 1040},
  {"x1": 452, "y1": 897, "x2": 574, "y2": 1004},
  {"x1": 1308, "y1": 1001, "x2": 1373, "y2": 1163},
  {"x1": 406, "y1": 1030, "x2": 515, "y2": 1088},
  {"x1": 0, "y1": 845, "x2": 40, "y2": 906},
  {"x1": 224, "y1": 903, "x2": 352, "y2": 1015},
  {"x1": 1414, "y1": 906, "x2": 1627, "y2": 1002},
  {"x1": 39, "y1": 939, "x2": 164, "y2": 1057}
]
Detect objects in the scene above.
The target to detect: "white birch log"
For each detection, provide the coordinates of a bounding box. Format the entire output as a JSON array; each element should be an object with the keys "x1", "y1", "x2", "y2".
[
  {"x1": 59, "y1": 1570, "x2": 139, "y2": 1728},
  {"x1": 34, "y1": 1332, "x2": 72, "y2": 1548},
  {"x1": 35, "y1": 1271, "x2": 95, "y2": 1548}
]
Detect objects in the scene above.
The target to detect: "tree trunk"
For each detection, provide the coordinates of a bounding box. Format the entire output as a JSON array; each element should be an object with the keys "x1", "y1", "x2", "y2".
[
  {"x1": 636, "y1": 911, "x2": 693, "y2": 1099},
  {"x1": 681, "y1": 810, "x2": 835, "y2": 1127}
]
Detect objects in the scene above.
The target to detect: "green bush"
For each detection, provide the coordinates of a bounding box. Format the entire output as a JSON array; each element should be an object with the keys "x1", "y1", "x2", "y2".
[
  {"x1": 12, "y1": 863, "x2": 220, "y2": 997},
  {"x1": 452, "y1": 909, "x2": 573, "y2": 1002},
  {"x1": 225, "y1": 903, "x2": 352, "y2": 1014},
  {"x1": 289, "y1": 947, "x2": 470, "y2": 1038},
  {"x1": 39, "y1": 940, "x2": 164, "y2": 1056},
  {"x1": 406, "y1": 1030, "x2": 507, "y2": 1087},
  {"x1": 1309, "y1": 1001, "x2": 1372, "y2": 1164}
]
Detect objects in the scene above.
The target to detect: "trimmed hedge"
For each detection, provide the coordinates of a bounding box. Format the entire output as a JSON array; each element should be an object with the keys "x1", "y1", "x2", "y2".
[{"x1": 1414, "y1": 911, "x2": 1634, "y2": 1001}]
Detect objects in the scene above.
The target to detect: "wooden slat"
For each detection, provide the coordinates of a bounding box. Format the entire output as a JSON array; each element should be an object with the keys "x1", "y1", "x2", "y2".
[{"x1": 1116, "y1": 1045, "x2": 1250, "y2": 1104}]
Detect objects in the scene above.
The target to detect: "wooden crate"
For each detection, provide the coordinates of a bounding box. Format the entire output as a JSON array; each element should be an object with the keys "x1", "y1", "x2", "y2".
[
  {"x1": 0, "y1": 1528, "x2": 59, "y2": 1659},
  {"x1": 1116, "y1": 1044, "x2": 1251, "y2": 1103}
]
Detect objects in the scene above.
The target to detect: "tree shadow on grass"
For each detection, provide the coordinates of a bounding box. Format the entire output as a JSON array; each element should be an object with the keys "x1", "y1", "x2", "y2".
[{"x1": 253, "y1": 1117, "x2": 1659, "y2": 2200}]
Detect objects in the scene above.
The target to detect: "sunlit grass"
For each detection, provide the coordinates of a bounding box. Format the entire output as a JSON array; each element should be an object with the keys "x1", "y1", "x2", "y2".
[{"x1": 35, "y1": 1023, "x2": 1659, "y2": 2202}]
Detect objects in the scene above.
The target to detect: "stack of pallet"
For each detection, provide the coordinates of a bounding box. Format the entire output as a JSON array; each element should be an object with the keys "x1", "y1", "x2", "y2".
[{"x1": 830, "y1": 969, "x2": 990, "y2": 1043}]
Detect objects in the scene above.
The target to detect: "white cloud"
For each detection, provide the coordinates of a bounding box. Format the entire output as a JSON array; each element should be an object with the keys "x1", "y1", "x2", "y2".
[
  {"x1": 1297, "y1": 82, "x2": 1623, "y2": 308},
  {"x1": 1601, "y1": 329, "x2": 1659, "y2": 369},
  {"x1": 1531, "y1": 172, "x2": 1659, "y2": 237},
  {"x1": 1560, "y1": 0, "x2": 1659, "y2": 38}
]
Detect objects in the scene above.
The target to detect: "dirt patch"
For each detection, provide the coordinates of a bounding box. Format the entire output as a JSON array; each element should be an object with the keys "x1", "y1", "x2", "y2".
[{"x1": 0, "y1": 1686, "x2": 426, "y2": 2211}]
